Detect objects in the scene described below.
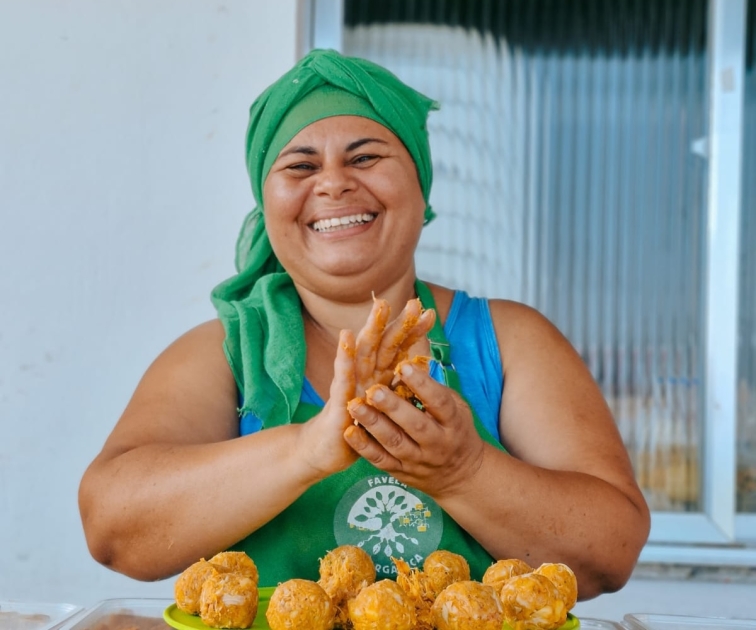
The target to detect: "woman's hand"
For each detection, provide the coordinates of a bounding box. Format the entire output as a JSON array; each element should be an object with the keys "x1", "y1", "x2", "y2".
[
  {"x1": 298, "y1": 330, "x2": 361, "y2": 477},
  {"x1": 343, "y1": 361, "x2": 486, "y2": 497}
]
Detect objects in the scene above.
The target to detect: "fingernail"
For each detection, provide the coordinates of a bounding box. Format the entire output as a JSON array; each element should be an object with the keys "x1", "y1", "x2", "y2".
[
  {"x1": 401, "y1": 363, "x2": 414, "y2": 377},
  {"x1": 370, "y1": 387, "x2": 385, "y2": 402}
]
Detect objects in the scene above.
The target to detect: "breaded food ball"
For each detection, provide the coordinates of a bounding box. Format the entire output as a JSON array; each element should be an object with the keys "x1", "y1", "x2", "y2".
[
  {"x1": 199, "y1": 571, "x2": 259, "y2": 629},
  {"x1": 266, "y1": 578, "x2": 335, "y2": 630},
  {"x1": 499, "y1": 573, "x2": 567, "y2": 630},
  {"x1": 318, "y1": 545, "x2": 376, "y2": 625},
  {"x1": 533, "y1": 563, "x2": 578, "y2": 611},
  {"x1": 208, "y1": 551, "x2": 259, "y2": 585},
  {"x1": 431, "y1": 580, "x2": 504, "y2": 630},
  {"x1": 423, "y1": 550, "x2": 471, "y2": 596},
  {"x1": 174, "y1": 559, "x2": 227, "y2": 615},
  {"x1": 481, "y1": 559, "x2": 533, "y2": 593},
  {"x1": 348, "y1": 579, "x2": 416, "y2": 630},
  {"x1": 318, "y1": 545, "x2": 376, "y2": 598}
]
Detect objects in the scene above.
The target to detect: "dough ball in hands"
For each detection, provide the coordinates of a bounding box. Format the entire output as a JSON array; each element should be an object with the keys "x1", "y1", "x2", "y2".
[
  {"x1": 174, "y1": 559, "x2": 227, "y2": 615},
  {"x1": 266, "y1": 579, "x2": 335, "y2": 630},
  {"x1": 318, "y1": 545, "x2": 376, "y2": 626},
  {"x1": 430, "y1": 580, "x2": 504, "y2": 630},
  {"x1": 533, "y1": 563, "x2": 578, "y2": 611},
  {"x1": 199, "y1": 572, "x2": 259, "y2": 629},
  {"x1": 481, "y1": 559, "x2": 533, "y2": 594},
  {"x1": 422, "y1": 550, "x2": 471, "y2": 596},
  {"x1": 499, "y1": 573, "x2": 567, "y2": 630},
  {"x1": 208, "y1": 551, "x2": 259, "y2": 585},
  {"x1": 391, "y1": 356, "x2": 431, "y2": 405},
  {"x1": 347, "y1": 579, "x2": 416, "y2": 630}
]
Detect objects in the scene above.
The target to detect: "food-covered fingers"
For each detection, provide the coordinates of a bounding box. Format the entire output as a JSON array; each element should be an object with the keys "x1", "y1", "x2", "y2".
[
  {"x1": 299, "y1": 330, "x2": 359, "y2": 477},
  {"x1": 391, "y1": 356, "x2": 431, "y2": 406},
  {"x1": 344, "y1": 396, "x2": 409, "y2": 471},
  {"x1": 393, "y1": 361, "x2": 460, "y2": 427},
  {"x1": 330, "y1": 329, "x2": 357, "y2": 405},
  {"x1": 390, "y1": 307, "x2": 436, "y2": 364},
  {"x1": 354, "y1": 297, "x2": 390, "y2": 390},
  {"x1": 374, "y1": 298, "x2": 424, "y2": 372}
]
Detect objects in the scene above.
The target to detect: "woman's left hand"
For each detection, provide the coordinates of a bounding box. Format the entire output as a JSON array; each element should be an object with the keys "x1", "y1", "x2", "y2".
[{"x1": 343, "y1": 361, "x2": 486, "y2": 497}]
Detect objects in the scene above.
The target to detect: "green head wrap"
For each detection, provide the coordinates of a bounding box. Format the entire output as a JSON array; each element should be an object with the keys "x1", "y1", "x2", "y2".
[{"x1": 211, "y1": 48, "x2": 439, "y2": 423}]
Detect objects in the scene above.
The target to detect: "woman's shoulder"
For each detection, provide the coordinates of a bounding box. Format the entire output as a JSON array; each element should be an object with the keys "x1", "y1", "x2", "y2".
[{"x1": 144, "y1": 319, "x2": 233, "y2": 391}]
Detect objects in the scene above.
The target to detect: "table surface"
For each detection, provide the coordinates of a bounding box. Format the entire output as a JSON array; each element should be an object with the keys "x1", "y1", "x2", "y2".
[{"x1": 572, "y1": 575, "x2": 754, "y2": 624}]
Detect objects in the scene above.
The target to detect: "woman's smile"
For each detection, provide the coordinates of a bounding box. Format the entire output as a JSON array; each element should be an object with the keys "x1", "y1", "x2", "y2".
[{"x1": 310, "y1": 212, "x2": 377, "y2": 234}]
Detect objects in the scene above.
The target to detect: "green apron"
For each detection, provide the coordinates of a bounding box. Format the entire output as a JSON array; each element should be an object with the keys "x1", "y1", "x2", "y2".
[{"x1": 231, "y1": 281, "x2": 505, "y2": 586}]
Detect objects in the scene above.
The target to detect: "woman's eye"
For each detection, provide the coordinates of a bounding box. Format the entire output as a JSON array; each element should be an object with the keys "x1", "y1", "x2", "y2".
[
  {"x1": 352, "y1": 154, "x2": 379, "y2": 166},
  {"x1": 287, "y1": 162, "x2": 317, "y2": 173}
]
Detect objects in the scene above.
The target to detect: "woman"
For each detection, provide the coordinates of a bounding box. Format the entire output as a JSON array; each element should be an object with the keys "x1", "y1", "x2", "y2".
[{"x1": 78, "y1": 49, "x2": 650, "y2": 600}]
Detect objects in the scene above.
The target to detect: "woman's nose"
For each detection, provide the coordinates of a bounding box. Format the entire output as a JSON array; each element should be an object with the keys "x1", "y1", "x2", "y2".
[{"x1": 312, "y1": 162, "x2": 357, "y2": 199}]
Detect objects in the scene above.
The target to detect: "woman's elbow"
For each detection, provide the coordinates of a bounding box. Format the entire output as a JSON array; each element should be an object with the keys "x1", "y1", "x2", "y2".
[
  {"x1": 581, "y1": 506, "x2": 651, "y2": 599},
  {"x1": 78, "y1": 471, "x2": 163, "y2": 581}
]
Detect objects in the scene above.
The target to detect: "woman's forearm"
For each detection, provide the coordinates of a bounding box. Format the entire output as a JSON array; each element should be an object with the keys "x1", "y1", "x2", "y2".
[
  {"x1": 79, "y1": 423, "x2": 321, "y2": 581},
  {"x1": 434, "y1": 444, "x2": 650, "y2": 600}
]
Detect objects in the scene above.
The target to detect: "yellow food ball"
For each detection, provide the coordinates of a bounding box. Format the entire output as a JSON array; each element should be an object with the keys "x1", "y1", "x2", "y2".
[
  {"x1": 208, "y1": 551, "x2": 259, "y2": 585},
  {"x1": 174, "y1": 559, "x2": 226, "y2": 615},
  {"x1": 348, "y1": 579, "x2": 416, "y2": 630},
  {"x1": 533, "y1": 563, "x2": 578, "y2": 611},
  {"x1": 318, "y1": 545, "x2": 376, "y2": 627},
  {"x1": 318, "y1": 545, "x2": 376, "y2": 599},
  {"x1": 499, "y1": 573, "x2": 567, "y2": 630},
  {"x1": 481, "y1": 559, "x2": 533, "y2": 594},
  {"x1": 199, "y1": 572, "x2": 259, "y2": 629},
  {"x1": 422, "y1": 550, "x2": 471, "y2": 596},
  {"x1": 266, "y1": 579, "x2": 335, "y2": 630},
  {"x1": 431, "y1": 580, "x2": 504, "y2": 630}
]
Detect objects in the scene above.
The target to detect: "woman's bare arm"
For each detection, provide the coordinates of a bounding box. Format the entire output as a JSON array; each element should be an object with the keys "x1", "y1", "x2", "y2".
[{"x1": 78, "y1": 320, "x2": 359, "y2": 581}]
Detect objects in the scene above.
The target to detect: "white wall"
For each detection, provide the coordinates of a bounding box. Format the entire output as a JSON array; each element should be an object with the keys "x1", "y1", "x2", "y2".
[{"x1": 0, "y1": 0, "x2": 299, "y2": 607}]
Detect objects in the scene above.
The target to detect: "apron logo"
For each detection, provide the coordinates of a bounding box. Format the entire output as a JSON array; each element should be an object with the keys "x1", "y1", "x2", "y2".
[{"x1": 333, "y1": 476, "x2": 443, "y2": 576}]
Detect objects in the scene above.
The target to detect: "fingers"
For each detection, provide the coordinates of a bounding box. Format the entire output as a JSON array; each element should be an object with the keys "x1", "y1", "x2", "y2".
[
  {"x1": 375, "y1": 298, "x2": 423, "y2": 371},
  {"x1": 391, "y1": 308, "x2": 436, "y2": 364},
  {"x1": 350, "y1": 385, "x2": 439, "y2": 452},
  {"x1": 377, "y1": 303, "x2": 437, "y2": 372},
  {"x1": 329, "y1": 329, "x2": 356, "y2": 408},
  {"x1": 392, "y1": 361, "x2": 459, "y2": 426},
  {"x1": 343, "y1": 422, "x2": 403, "y2": 470},
  {"x1": 354, "y1": 297, "x2": 390, "y2": 389},
  {"x1": 346, "y1": 390, "x2": 420, "y2": 468}
]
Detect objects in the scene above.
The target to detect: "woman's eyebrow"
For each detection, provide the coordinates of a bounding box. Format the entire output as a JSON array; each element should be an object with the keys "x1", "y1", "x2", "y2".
[
  {"x1": 346, "y1": 137, "x2": 387, "y2": 152},
  {"x1": 278, "y1": 145, "x2": 318, "y2": 158},
  {"x1": 278, "y1": 137, "x2": 387, "y2": 159}
]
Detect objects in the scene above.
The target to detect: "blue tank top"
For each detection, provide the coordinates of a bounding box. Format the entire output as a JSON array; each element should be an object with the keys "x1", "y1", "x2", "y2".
[{"x1": 240, "y1": 290, "x2": 503, "y2": 442}]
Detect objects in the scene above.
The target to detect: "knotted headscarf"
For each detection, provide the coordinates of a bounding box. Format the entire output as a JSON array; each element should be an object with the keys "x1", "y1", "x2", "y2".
[{"x1": 211, "y1": 48, "x2": 439, "y2": 424}]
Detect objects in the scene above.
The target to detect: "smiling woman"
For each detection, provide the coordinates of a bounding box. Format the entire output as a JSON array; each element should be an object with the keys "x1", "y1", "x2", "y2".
[{"x1": 77, "y1": 48, "x2": 650, "y2": 605}]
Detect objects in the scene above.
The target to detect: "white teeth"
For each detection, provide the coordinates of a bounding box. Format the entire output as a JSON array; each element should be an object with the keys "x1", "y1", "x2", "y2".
[{"x1": 312, "y1": 213, "x2": 375, "y2": 233}]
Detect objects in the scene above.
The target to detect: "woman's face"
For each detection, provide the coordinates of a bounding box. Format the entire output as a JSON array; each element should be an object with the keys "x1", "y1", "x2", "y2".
[{"x1": 262, "y1": 115, "x2": 426, "y2": 301}]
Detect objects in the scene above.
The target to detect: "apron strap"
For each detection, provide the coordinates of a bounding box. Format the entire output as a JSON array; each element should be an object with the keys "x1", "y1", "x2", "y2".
[{"x1": 414, "y1": 280, "x2": 505, "y2": 450}]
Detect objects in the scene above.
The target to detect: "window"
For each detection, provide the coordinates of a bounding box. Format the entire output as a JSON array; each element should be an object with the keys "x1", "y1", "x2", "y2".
[{"x1": 307, "y1": 0, "x2": 756, "y2": 563}]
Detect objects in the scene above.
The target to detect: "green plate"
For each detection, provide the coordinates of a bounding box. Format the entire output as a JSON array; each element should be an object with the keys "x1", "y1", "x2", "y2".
[
  {"x1": 164, "y1": 587, "x2": 275, "y2": 630},
  {"x1": 504, "y1": 613, "x2": 580, "y2": 630},
  {"x1": 164, "y1": 587, "x2": 579, "y2": 630}
]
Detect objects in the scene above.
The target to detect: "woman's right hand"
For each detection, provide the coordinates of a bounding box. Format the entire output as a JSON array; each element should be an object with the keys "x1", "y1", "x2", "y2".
[{"x1": 297, "y1": 329, "x2": 361, "y2": 477}]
